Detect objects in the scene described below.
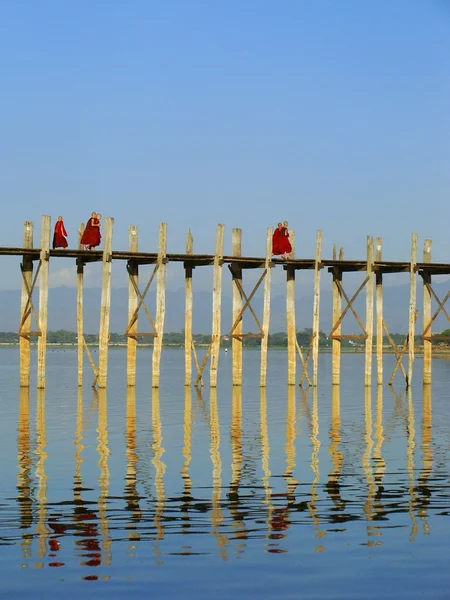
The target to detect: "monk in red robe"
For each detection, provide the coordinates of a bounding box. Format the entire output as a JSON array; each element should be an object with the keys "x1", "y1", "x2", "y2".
[
  {"x1": 272, "y1": 222, "x2": 284, "y2": 256},
  {"x1": 279, "y1": 221, "x2": 292, "y2": 259},
  {"x1": 80, "y1": 212, "x2": 101, "y2": 250},
  {"x1": 52, "y1": 216, "x2": 68, "y2": 249}
]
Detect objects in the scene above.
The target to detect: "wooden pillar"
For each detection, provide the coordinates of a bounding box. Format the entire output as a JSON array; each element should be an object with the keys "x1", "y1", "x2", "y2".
[
  {"x1": 260, "y1": 227, "x2": 273, "y2": 387},
  {"x1": 312, "y1": 230, "x2": 322, "y2": 387},
  {"x1": 37, "y1": 215, "x2": 51, "y2": 389},
  {"x1": 422, "y1": 239, "x2": 432, "y2": 384},
  {"x1": 185, "y1": 230, "x2": 194, "y2": 386},
  {"x1": 365, "y1": 236, "x2": 374, "y2": 387},
  {"x1": 19, "y1": 221, "x2": 34, "y2": 388},
  {"x1": 77, "y1": 223, "x2": 85, "y2": 387},
  {"x1": 127, "y1": 225, "x2": 139, "y2": 386},
  {"x1": 231, "y1": 228, "x2": 243, "y2": 386},
  {"x1": 286, "y1": 229, "x2": 296, "y2": 386},
  {"x1": 152, "y1": 222, "x2": 167, "y2": 388},
  {"x1": 210, "y1": 224, "x2": 225, "y2": 388},
  {"x1": 331, "y1": 266, "x2": 342, "y2": 386},
  {"x1": 408, "y1": 234, "x2": 418, "y2": 387},
  {"x1": 375, "y1": 238, "x2": 383, "y2": 385},
  {"x1": 97, "y1": 217, "x2": 114, "y2": 389}
]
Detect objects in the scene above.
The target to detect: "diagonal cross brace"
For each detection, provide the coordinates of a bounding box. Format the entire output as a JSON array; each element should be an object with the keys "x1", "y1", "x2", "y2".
[
  {"x1": 18, "y1": 260, "x2": 42, "y2": 338},
  {"x1": 329, "y1": 277, "x2": 369, "y2": 339},
  {"x1": 297, "y1": 334, "x2": 316, "y2": 388},
  {"x1": 422, "y1": 284, "x2": 450, "y2": 340},
  {"x1": 192, "y1": 338, "x2": 214, "y2": 387},
  {"x1": 125, "y1": 263, "x2": 159, "y2": 338},
  {"x1": 228, "y1": 267, "x2": 267, "y2": 339}
]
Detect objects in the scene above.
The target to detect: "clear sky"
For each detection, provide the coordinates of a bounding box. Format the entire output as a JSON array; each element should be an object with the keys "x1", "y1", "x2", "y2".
[{"x1": 1, "y1": 0, "x2": 449, "y2": 289}]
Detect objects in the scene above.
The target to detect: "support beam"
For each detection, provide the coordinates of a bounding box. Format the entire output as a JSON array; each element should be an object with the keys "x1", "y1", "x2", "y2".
[
  {"x1": 423, "y1": 239, "x2": 432, "y2": 384},
  {"x1": 210, "y1": 224, "x2": 225, "y2": 388},
  {"x1": 97, "y1": 217, "x2": 114, "y2": 389},
  {"x1": 127, "y1": 225, "x2": 138, "y2": 386},
  {"x1": 152, "y1": 223, "x2": 168, "y2": 388},
  {"x1": 375, "y1": 238, "x2": 383, "y2": 385},
  {"x1": 37, "y1": 215, "x2": 51, "y2": 389},
  {"x1": 260, "y1": 227, "x2": 273, "y2": 387},
  {"x1": 364, "y1": 236, "x2": 374, "y2": 387},
  {"x1": 312, "y1": 230, "x2": 322, "y2": 387},
  {"x1": 19, "y1": 222, "x2": 34, "y2": 388},
  {"x1": 286, "y1": 229, "x2": 296, "y2": 386},
  {"x1": 185, "y1": 230, "x2": 193, "y2": 386},
  {"x1": 331, "y1": 266, "x2": 342, "y2": 386},
  {"x1": 408, "y1": 234, "x2": 418, "y2": 387},
  {"x1": 231, "y1": 228, "x2": 243, "y2": 386},
  {"x1": 77, "y1": 224, "x2": 85, "y2": 387}
]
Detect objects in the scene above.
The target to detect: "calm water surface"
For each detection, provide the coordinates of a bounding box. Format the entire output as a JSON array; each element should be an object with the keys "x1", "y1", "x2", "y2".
[{"x1": 0, "y1": 347, "x2": 449, "y2": 599}]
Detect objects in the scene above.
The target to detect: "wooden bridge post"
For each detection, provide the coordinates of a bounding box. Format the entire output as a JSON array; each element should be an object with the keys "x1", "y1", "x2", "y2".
[
  {"x1": 210, "y1": 224, "x2": 225, "y2": 388},
  {"x1": 127, "y1": 225, "x2": 139, "y2": 386},
  {"x1": 19, "y1": 222, "x2": 34, "y2": 387},
  {"x1": 408, "y1": 234, "x2": 418, "y2": 387},
  {"x1": 152, "y1": 223, "x2": 167, "y2": 388},
  {"x1": 286, "y1": 230, "x2": 296, "y2": 385},
  {"x1": 312, "y1": 230, "x2": 322, "y2": 387},
  {"x1": 375, "y1": 238, "x2": 383, "y2": 385},
  {"x1": 260, "y1": 227, "x2": 273, "y2": 387},
  {"x1": 77, "y1": 223, "x2": 85, "y2": 387},
  {"x1": 422, "y1": 239, "x2": 432, "y2": 384},
  {"x1": 365, "y1": 236, "x2": 374, "y2": 387},
  {"x1": 331, "y1": 263, "x2": 342, "y2": 386},
  {"x1": 37, "y1": 215, "x2": 51, "y2": 389},
  {"x1": 231, "y1": 228, "x2": 243, "y2": 386},
  {"x1": 97, "y1": 217, "x2": 114, "y2": 389},
  {"x1": 185, "y1": 230, "x2": 194, "y2": 386}
]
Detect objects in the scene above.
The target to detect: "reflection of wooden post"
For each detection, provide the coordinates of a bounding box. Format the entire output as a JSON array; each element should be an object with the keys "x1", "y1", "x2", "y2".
[
  {"x1": 260, "y1": 228, "x2": 273, "y2": 387},
  {"x1": 286, "y1": 230, "x2": 296, "y2": 385},
  {"x1": 127, "y1": 225, "x2": 138, "y2": 386},
  {"x1": 77, "y1": 223, "x2": 85, "y2": 387},
  {"x1": 210, "y1": 224, "x2": 225, "y2": 388},
  {"x1": 20, "y1": 222, "x2": 34, "y2": 388},
  {"x1": 312, "y1": 230, "x2": 322, "y2": 387},
  {"x1": 152, "y1": 223, "x2": 167, "y2": 388},
  {"x1": 98, "y1": 217, "x2": 114, "y2": 389},
  {"x1": 408, "y1": 234, "x2": 418, "y2": 387},
  {"x1": 232, "y1": 228, "x2": 243, "y2": 386},
  {"x1": 185, "y1": 230, "x2": 194, "y2": 386},
  {"x1": 37, "y1": 216, "x2": 51, "y2": 389},
  {"x1": 423, "y1": 239, "x2": 432, "y2": 384},
  {"x1": 331, "y1": 266, "x2": 342, "y2": 386},
  {"x1": 365, "y1": 236, "x2": 374, "y2": 387}
]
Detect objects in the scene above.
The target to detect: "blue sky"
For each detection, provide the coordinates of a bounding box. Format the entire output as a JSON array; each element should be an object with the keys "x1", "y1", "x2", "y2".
[{"x1": 1, "y1": 0, "x2": 449, "y2": 289}]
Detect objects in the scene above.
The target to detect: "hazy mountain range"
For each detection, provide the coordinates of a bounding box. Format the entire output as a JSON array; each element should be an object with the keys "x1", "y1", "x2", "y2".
[{"x1": 2, "y1": 279, "x2": 449, "y2": 335}]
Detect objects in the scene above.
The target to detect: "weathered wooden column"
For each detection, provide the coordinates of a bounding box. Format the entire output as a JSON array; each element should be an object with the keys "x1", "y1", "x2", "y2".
[
  {"x1": 365, "y1": 236, "x2": 374, "y2": 387},
  {"x1": 210, "y1": 224, "x2": 225, "y2": 388},
  {"x1": 97, "y1": 217, "x2": 114, "y2": 389},
  {"x1": 231, "y1": 228, "x2": 243, "y2": 386},
  {"x1": 37, "y1": 215, "x2": 51, "y2": 389},
  {"x1": 422, "y1": 239, "x2": 432, "y2": 384},
  {"x1": 184, "y1": 230, "x2": 194, "y2": 386},
  {"x1": 331, "y1": 264, "x2": 342, "y2": 386},
  {"x1": 19, "y1": 221, "x2": 34, "y2": 387},
  {"x1": 408, "y1": 233, "x2": 418, "y2": 387},
  {"x1": 286, "y1": 229, "x2": 296, "y2": 385},
  {"x1": 127, "y1": 225, "x2": 138, "y2": 386},
  {"x1": 77, "y1": 223, "x2": 85, "y2": 387},
  {"x1": 375, "y1": 238, "x2": 383, "y2": 385},
  {"x1": 152, "y1": 222, "x2": 167, "y2": 388},
  {"x1": 260, "y1": 227, "x2": 273, "y2": 387},
  {"x1": 312, "y1": 230, "x2": 322, "y2": 387}
]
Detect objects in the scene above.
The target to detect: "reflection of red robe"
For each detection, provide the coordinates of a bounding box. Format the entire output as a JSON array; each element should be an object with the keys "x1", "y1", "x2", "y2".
[
  {"x1": 52, "y1": 221, "x2": 68, "y2": 249},
  {"x1": 80, "y1": 218, "x2": 101, "y2": 248}
]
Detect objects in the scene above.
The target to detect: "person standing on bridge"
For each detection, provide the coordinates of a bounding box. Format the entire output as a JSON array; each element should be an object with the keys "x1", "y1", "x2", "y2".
[
  {"x1": 80, "y1": 212, "x2": 102, "y2": 250},
  {"x1": 272, "y1": 221, "x2": 292, "y2": 259},
  {"x1": 52, "y1": 216, "x2": 68, "y2": 249}
]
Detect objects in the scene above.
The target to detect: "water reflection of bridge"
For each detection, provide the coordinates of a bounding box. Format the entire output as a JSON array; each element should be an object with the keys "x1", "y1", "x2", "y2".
[{"x1": 16, "y1": 383, "x2": 436, "y2": 568}]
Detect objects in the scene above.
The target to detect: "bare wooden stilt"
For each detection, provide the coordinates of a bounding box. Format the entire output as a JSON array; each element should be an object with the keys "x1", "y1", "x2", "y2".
[
  {"x1": 127, "y1": 225, "x2": 138, "y2": 387},
  {"x1": 210, "y1": 224, "x2": 225, "y2": 388},
  {"x1": 260, "y1": 227, "x2": 273, "y2": 387},
  {"x1": 312, "y1": 230, "x2": 322, "y2": 387},
  {"x1": 97, "y1": 217, "x2": 114, "y2": 389},
  {"x1": 77, "y1": 224, "x2": 85, "y2": 387},
  {"x1": 286, "y1": 229, "x2": 296, "y2": 386},
  {"x1": 19, "y1": 222, "x2": 34, "y2": 388},
  {"x1": 152, "y1": 223, "x2": 168, "y2": 388},
  {"x1": 375, "y1": 238, "x2": 383, "y2": 385},
  {"x1": 331, "y1": 266, "x2": 342, "y2": 386},
  {"x1": 185, "y1": 230, "x2": 194, "y2": 386},
  {"x1": 364, "y1": 236, "x2": 374, "y2": 387},
  {"x1": 408, "y1": 234, "x2": 418, "y2": 387},
  {"x1": 422, "y1": 239, "x2": 432, "y2": 384},
  {"x1": 37, "y1": 216, "x2": 51, "y2": 389},
  {"x1": 231, "y1": 228, "x2": 243, "y2": 386}
]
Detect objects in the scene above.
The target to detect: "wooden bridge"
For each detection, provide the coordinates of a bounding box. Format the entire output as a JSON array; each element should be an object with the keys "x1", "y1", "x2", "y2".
[{"x1": 1, "y1": 216, "x2": 447, "y2": 389}]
